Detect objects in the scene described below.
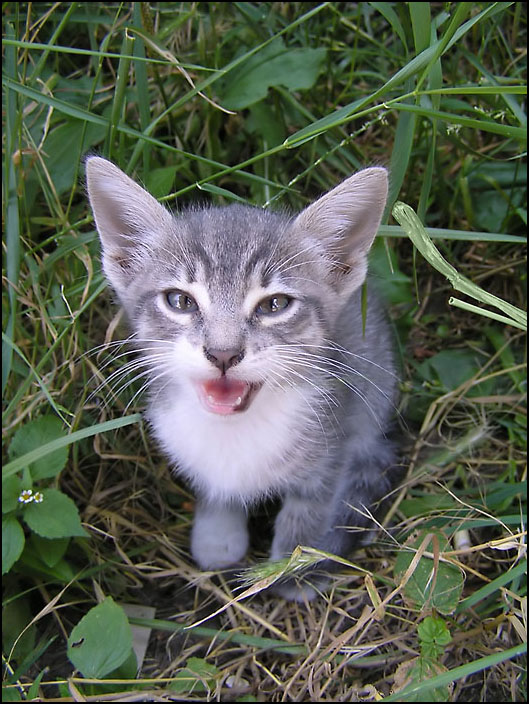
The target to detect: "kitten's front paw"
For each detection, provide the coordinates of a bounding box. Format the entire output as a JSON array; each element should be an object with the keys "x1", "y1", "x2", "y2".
[{"x1": 191, "y1": 503, "x2": 249, "y2": 570}]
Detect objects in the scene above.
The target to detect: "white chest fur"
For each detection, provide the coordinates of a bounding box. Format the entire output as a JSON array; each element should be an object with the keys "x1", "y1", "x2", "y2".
[{"x1": 148, "y1": 383, "x2": 313, "y2": 504}]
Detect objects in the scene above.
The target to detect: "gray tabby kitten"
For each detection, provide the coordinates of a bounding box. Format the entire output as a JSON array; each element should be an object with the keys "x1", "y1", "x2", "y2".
[{"x1": 86, "y1": 157, "x2": 397, "y2": 600}]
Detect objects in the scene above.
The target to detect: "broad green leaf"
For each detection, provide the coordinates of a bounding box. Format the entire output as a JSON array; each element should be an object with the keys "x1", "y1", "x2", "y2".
[
  {"x1": 39, "y1": 119, "x2": 107, "y2": 192},
  {"x1": 2, "y1": 475, "x2": 21, "y2": 513},
  {"x1": 369, "y1": 239, "x2": 413, "y2": 306},
  {"x1": 22, "y1": 120, "x2": 106, "y2": 213},
  {"x1": 30, "y1": 535, "x2": 70, "y2": 568},
  {"x1": 1, "y1": 686, "x2": 22, "y2": 701},
  {"x1": 23, "y1": 489, "x2": 88, "y2": 539},
  {"x1": 393, "y1": 656, "x2": 451, "y2": 702},
  {"x1": 67, "y1": 598, "x2": 132, "y2": 678},
  {"x1": 221, "y1": 39, "x2": 326, "y2": 110},
  {"x1": 2, "y1": 516, "x2": 25, "y2": 574},
  {"x1": 19, "y1": 547, "x2": 75, "y2": 583},
  {"x1": 170, "y1": 656, "x2": 220, "y2": 694},
  {"x1": 2, "y1": 594, "x2": 37, "y2": 662},
  {"x1": 416, "y1": 349, "x2": 495, "y2": 396},
  {"x1": 8, "y1": 416, "x2": 68, "y2": 481},
  {"x1": 145, "y1": 165, "x2": 178, "y2": 198},
  {"x1": 106, "y1": 647, "x2": 138, "y2": 680},
  {"x1": 418, "y1": 616, "x2": 452, "y2": 660},
  {"x1": 248, "y1": 101, "x2": 285, "y2": 147},
  {"x1": 394, "y1": 530, "x2": 465, "y2": 615}
]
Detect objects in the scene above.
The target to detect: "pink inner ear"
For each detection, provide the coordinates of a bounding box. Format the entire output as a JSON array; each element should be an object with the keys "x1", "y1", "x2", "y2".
[{"x1": 291, "y1": 168, "x2": 388, "y2": 267}]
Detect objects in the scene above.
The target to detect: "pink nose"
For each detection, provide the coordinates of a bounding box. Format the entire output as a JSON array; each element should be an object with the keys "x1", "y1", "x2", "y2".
[{"x1": 203, "y1": 348, "x2": 245, "y2": 374}]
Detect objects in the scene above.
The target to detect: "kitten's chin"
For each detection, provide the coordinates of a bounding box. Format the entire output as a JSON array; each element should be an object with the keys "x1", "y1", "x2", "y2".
[{"x1": 195, "y1": 378, "x2": 263, "y2": 415}]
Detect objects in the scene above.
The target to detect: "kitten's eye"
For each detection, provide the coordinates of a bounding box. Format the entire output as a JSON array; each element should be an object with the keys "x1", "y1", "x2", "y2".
[
  {"x1": 256, "y1": 294, "x2": 292, "y2": 316},
  {"x1": 165, "y1": 290, "x2": 198, "y2": 313}
]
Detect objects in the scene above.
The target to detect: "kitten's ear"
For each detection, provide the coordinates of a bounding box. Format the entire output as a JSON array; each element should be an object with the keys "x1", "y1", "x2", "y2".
[
  {"x1": 85, "y1": 156, "x2": 173, "y2": 289},
  {"x1": 292, "y1": 167, "x2": 388, "y2": 293}
]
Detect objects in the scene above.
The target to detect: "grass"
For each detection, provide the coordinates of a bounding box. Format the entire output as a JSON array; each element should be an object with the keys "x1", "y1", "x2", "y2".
[{"x1": 2, "y1": 2, "x2": 526, "y2": 701}]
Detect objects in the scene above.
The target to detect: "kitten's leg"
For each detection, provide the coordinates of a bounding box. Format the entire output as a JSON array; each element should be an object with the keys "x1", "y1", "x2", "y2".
[
  {"x1": 271, "y1": 442, "x2": 396, "y2": 600},
  {"x1": 270, "y1": 495, "x2": 332, "y2": 601},
  {"x1": 191, "y1": 499, "x2": 249, "y2": 570}
]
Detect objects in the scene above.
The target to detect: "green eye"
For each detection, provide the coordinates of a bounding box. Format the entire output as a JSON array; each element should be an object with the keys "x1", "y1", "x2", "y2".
[
  {"x1": 256, "y1": 294, "x2": 292, "y2": 315},
  {"x1": 165, "y1": 290, "x2": 198, "y2": 312}
]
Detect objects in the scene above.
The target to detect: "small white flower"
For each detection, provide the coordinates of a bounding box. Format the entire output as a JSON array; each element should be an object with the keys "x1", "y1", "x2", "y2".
[{"x1": 18, "y1": 489, "x2": 34, "y2": 504}]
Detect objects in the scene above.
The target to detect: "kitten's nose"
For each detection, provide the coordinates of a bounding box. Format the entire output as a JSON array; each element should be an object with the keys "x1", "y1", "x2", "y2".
[{"x1": 204, "y1": 347, "x2": 245, "y2": 374}]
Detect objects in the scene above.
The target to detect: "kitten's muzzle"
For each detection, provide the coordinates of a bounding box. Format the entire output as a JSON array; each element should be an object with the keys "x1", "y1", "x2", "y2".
[{"x1": 204, "y1": 347, "x2": 245, "y2": 374}]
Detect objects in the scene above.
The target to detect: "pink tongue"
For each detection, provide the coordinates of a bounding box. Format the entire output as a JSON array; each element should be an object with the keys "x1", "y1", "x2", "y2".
[{"x1": 200, "y1": 378, "x2": 249, "y2": 415}]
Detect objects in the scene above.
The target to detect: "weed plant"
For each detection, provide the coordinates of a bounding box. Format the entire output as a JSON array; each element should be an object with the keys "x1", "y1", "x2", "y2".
[{"x1": 2, "y1": 2, "x2": 527, "y2": 701}]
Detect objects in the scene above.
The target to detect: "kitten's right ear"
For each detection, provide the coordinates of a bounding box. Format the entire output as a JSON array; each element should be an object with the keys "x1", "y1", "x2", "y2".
[
  {"x1": 291, "y1": 167, "x2": 388, "y2": 296},
  {"x1": 86, "y1": 157, "x2": 173, "y2": 289}
]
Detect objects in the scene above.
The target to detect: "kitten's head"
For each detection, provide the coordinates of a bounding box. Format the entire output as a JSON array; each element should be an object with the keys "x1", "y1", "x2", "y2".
[{"x1": 86, "y1": 157, "x2": 387, "y2": 415}]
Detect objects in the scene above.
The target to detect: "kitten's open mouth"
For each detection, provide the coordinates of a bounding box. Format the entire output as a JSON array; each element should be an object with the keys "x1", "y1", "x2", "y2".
[{"x1": 196, "y1": 378, "x2": 262, "y2": 415}]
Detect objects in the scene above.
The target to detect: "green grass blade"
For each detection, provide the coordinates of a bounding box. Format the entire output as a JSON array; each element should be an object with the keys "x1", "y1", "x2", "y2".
[
  {"x1": 392, "y1": 201, "x2": 527, "y2": 329},
  {"x1": 409, "y1": 1, "x2": 431, "y2": 54},
  {"x1": 419, "y1": 85, "x2": 526, "y2": 96},
  {"x1": 28, "y1": 3, "x2": 79, "y2": 86},
  {"x1": 448, "y1": 298, "x2": 526, "y2": 330},
  {"x1": 127, "y1": 616, "x2": 306, "y2": 656},
  {"x1": 417, "y1": 3, "x2": 442, "y2": 219},
  {"x1": 2, "y1": 415, "x2": 143, "y2": 479},
  {"x1": 370, "y1": 2, "x2": 408, "y2": 49},
  {"x1": 2, "y1": 22, "x2": 20, "y2": 395},
  {"x1": 1, "y1": 37, "x2": 184, "y2": 67},
  {"x1": 388, "y1": 102, "x2": 526, "y2": 140},
  {"x1": 378, "y1": 225, "x2": 526, "y2": 243},
  {"x1": 415, "y1": 1, "x2": 469, "y2": 92},
  {"x1": 132, "y1": 3, "x2": 152, "y2": 171},
  {"x1": 456, "y1": 559, "x2": 527, "y2": 613},
  {"x1": 386, "y1": 108, "x2": 416, "y2": 218},
  {"x1": 108, "y1": 30, "x2": 135, "y2": 160},
  {"x1": 443, "y1": 1, "x2": 516, "y2": 53},
  {"x1": 196, "y1": 183, "x2": 250, "y2": 204}
]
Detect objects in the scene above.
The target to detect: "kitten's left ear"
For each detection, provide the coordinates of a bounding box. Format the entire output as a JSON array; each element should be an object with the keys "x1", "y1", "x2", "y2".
[
  {"x1": 85, "y1": 156, "x2": 174, "y2": 294},
  {"x1": 292, "y1": 167, "x2": 388, "y2": 293}
]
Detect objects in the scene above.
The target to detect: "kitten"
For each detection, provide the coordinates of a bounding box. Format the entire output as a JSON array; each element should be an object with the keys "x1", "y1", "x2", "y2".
[{"x1": 86, "y1": 157, "x2": 398, "y2": 600}]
